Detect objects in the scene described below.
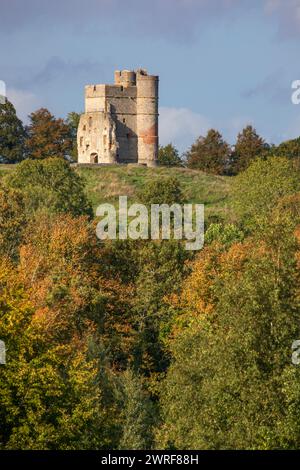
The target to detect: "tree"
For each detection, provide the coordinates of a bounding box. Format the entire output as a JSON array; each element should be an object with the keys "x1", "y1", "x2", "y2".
[
  {"x1": 132, "y1": 240, "x2": 191, "y2": 376},
  {"x1": 17, "y1": 210, "x2": 111, "y2": 346},
  {"x1": 0, "y1": 184, "x2": 26, "y2": 260},
  {"x1": 205, "y1": 223, "x2": 244, "y2": 248},
  {"x1": 0, "y1": 208, "x2": 126, "y2": 450},
  {"x1": 139, "y1": 176, "x2": 184, "y2": 206},
  {"x1": 231, "y1": 125, "x2": 269, "y2": 174},
  {"x1": 158, "y1": 144, "x2": 183, "y2": 167},
  {"x1": 232, "y1": 156, "x2": 300, "y2": 231},
  {"x1": 275, "y1": 137, "x2": 300, "y2": 167},
  {"x1": 18, "y1": 210, "x2": 133, "y2": 371},
  {"x1": 0, "y1": 99, "x2": 25, "y2": 163},
  {"x1": 66, "y1": 112, "x2": 81, "y2": 162},
  {"x1": 157, "y1": 204, "x2": 300, "y2": 449},
  {"x1": 25, "y1": 108, "x2": 72, "y2": 160},
  {"x1": 119, "y1": 370, "x2": 156, "y2": 450},
  {"x1": 6, "y1": 157, "x2": 93, "y2": 218},
  {"x1": 186, "y1": 129, "x2": 230, "y2": 175}
]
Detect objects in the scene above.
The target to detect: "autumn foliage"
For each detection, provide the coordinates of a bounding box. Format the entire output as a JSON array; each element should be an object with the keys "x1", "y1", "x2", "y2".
[
  {"x1": 1, "y1": 154, "x2": 300, "y2": 449},
  {"x1": 25, "y1": 108, "x2": 72, "y2": 160}
]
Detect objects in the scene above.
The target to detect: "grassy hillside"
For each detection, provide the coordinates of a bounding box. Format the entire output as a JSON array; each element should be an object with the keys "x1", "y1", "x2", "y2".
[
  {"x1": 76, "y1": 165, "x2": 234, "y2": 223},
  {"x1": 0, "y1": 163, "x2": 234, "y2": 223}
]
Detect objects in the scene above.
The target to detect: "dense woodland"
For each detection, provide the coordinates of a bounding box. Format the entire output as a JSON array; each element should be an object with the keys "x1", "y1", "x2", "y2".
[{"x1": 1, "y1": 100, "x2": 300, "y2": 449}]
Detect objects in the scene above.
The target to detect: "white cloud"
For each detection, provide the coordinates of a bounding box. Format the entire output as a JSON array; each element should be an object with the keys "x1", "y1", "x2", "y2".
[
  {"x1": 159, "y1": 106, "x2": 211, "y2": 152},
  {"x1": 6, "y1": 88, "x2": 40, "y2": 123},
  {"x1": 159, "y1": 106, "x2": 256, "y2": 151},
  {"x1": 221, "y1": 116, "x2": 255, "y2": 142}
]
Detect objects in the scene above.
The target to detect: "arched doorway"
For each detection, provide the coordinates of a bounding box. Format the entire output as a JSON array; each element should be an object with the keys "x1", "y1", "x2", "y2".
[{"x1": 90, "y1": 153, "x2": 99, "y2": 164}]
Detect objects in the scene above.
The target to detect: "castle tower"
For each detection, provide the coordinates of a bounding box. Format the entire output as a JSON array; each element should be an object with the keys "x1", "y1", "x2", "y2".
[
  {"x1": 77, "y1": 68, "x2": 158, "y2": 166},
  {"x1": 136, "y1": 69, "x2": 159, "y2": 167},
  {"x1": 114, "y1": 70, "x2": 136, "y2": 87}
]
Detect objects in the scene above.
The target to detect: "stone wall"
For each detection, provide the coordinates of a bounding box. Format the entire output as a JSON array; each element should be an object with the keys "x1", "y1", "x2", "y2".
[{"x1": 77, "y1": 69, "x2": 158, "y2": 166}]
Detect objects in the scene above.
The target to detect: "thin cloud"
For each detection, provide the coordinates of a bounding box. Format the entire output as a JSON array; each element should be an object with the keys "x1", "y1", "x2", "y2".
[
  {"x1": 242, "y1": 69, "x2": 290, "y2": 105},
  {"x1": 160, "y1": 107, "x2": 260, "y2": 151},
  {"x1": 30, "y1": 57, "x2": 109, "y2": 87},
  {"x1": 3, "y1": 57, "x2": 112, "y2": 91},
  {"x1": 264, "y1": 0, "x2": 300, "y2": 39},
  {"x1": 7, "y1": 88, "x2": 41, "y2": 122},
  {"x1": 159, "y1": 106, "x2": 211, "y2": 152},
  {"x1": 2, "y1": 1, "x2": 300, "y2": 42},
  {"x1": 0, "y1": 0, "x2": 250, "y2": 42}
]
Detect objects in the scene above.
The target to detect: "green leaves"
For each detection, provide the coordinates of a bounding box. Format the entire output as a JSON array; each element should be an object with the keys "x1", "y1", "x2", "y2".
[
  {"x1": 0, "y1": 184, "x2": 26, "y2": 260},
  {"x1": 119, "y1": 370, "x2": 156, "y2": 450},
  {"x1": 186, "y1": 129, "x2": 230, "y2": 175},
  {"x1": 139, "y1": 176, "x2": 184, "y2": 206},
  {"x1": 6, "y1": 158, "x2": 93, "y2": 218},
  {"x1": 158, "y1": 144, "x2": 183, "y2": 167},
  {"x1": 158, "y1": 187, "x2": 300, "y2": 449},
  {"x1": 231, "y1": 125, "x2": 269, "y2": 174},
  {"x1": 232, "y1": 156, "x2": 300, "y2": 231},
  {"x1": 0, "y1": 100, "x2": 25, "y2": 163}
]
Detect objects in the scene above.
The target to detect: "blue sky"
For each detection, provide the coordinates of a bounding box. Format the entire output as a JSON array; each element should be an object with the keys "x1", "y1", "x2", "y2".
[{"x1": 2, "y1": 0, "x2": 300, "y2": 152}]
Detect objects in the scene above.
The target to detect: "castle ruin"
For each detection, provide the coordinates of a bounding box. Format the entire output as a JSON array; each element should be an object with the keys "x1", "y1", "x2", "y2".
[{"x1": 77, "y1": 69, "x2": 159, "y2": 166}]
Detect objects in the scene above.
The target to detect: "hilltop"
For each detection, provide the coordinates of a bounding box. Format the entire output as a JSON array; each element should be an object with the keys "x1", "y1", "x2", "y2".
[
  {"x1": 76, "y1": 165, "x2": 233, "y2": 223},
  {"x1": 0, "y1": 163, "x2": 233, "y2": 223}
]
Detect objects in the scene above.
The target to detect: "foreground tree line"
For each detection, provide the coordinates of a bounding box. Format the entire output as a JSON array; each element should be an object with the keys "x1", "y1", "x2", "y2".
[
  {"x1": 1, "y1": 99, "x2": 300, "y2": 175},
  {"x1": 1, "y1": 154, "x2": 300, "y2": 449}
]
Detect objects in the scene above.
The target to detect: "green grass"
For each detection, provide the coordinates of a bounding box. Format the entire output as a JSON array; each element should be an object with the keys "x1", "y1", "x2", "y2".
[
  {"x1": 0, "y1": 163, "x2": 234, "y2": 223},
  {"x1": 76, "y1": 165, "x2": 234, "y2": 223}
]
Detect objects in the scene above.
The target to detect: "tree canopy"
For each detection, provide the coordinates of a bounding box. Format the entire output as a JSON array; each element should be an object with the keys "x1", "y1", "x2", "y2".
[
  {"x1": 0, "y1": 99, "x2": 25, "y2": 163},
  {"x1": 158, "y1": 144, "x2": 183, "y2": 167},
  {"x1": 25, "y1": 108, "x2": 72, "y2": 160},
  {"x1": 231, "y1": 125, "x2": 269, "y2": 174},
  {"x1": 6, "y1": 157, "x2": 93, "y2": 218},
  {"x1": 186, "y1": 129, "x2": 230, "y2": 175}
]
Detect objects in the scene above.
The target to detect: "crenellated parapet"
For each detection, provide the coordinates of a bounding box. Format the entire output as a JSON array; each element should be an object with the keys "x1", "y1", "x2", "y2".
[{"x1": 77, "y1": 69, "x2": 158, "y2": 166}]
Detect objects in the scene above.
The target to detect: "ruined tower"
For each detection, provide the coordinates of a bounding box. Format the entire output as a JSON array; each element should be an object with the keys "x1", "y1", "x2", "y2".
[
  {"x1": 77, "y1": 69, "x2": 159, "y2": 166},
  {"x1": 136, "y1": 70, "x2": 159, "y2": 167}
]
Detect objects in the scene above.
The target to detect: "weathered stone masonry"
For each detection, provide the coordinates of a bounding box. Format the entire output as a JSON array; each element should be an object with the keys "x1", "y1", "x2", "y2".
[{"x1": 77, "y1": 69, "x2": 159, "y2": 166}]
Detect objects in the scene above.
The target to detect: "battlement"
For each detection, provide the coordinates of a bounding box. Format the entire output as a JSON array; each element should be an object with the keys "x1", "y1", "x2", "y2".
[
  {"x1": 114, "y1": 70, "x2": 136, "y2": 87},
  {"x1": 78, "y1": 68, "x2": 159, "y2": 167},
  {"x1": 113, "y1": 69, "x2": 158, "y2": 86},
  {"x1": 86, "y1": 69, "x2": 158, "y2": 100},
  {"x1": 85, "y1": 84, "x2": 106, "y2": 98}
]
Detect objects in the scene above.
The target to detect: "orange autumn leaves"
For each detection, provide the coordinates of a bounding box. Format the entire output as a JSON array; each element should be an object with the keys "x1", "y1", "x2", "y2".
[
  {"x1": 169, "y1": 235, "x2": 297, "y2": 338},
  {"x1": 0, "y1": 211, "x2": 135, "y2": 367},
  {"x1": 168, "y1": 244, "x2": 246, "y2": 339},
  {"x1": 0, "y1": 258, "x2": 33, "y2": 344},
  {"x1": 18, "y1": 214, "x2": 98, "y2": 340},
  {"x1": 16, "y1": 212, "x2": 134, "y2": 367}
]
